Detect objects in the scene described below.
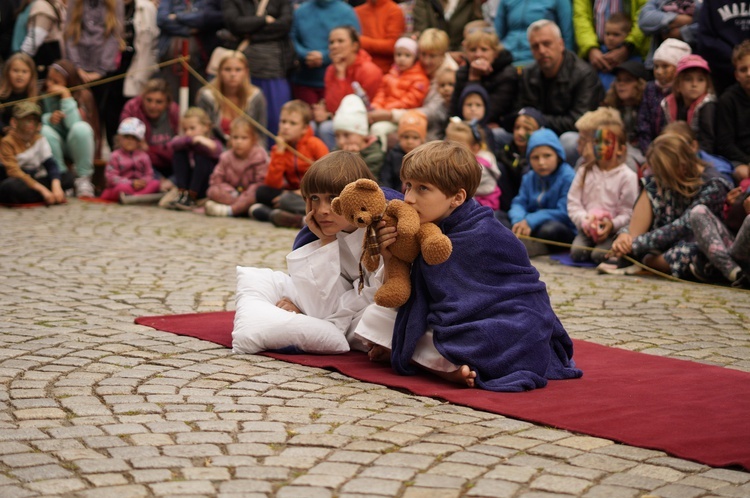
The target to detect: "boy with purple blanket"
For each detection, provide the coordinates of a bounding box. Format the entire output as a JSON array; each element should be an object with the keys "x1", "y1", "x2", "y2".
[{"x1": 356, "y1": 140, "x2": 582, "y2": 391}]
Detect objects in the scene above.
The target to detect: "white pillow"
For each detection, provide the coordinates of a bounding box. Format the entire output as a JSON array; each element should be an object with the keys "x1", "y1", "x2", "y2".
[{"x1": 232, "y1": 266, "x2": 350, "y2": 355}]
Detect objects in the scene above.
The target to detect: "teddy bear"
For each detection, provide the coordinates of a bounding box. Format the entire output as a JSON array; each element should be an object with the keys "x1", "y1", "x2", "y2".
[{"x1": 330, "y1": 179, "x2": 453, "y2": 308}]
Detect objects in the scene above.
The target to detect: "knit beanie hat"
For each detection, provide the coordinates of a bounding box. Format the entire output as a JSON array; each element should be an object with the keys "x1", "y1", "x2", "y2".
[
  {"x1": 458, "y1": 83, "x2": 490, "y2": 124},
  {"x1": 333, "y1": 94, "x2": 369, "y2": 136},
  {"x1": 653, "y1": 38, "x2": 692, "y2": 67},
  {"x1": 397, "y1": 110, "x2": 427, "y2": 140},
  {"x1": 395, "y1": 37, "x2": 419, "y2": 56}
]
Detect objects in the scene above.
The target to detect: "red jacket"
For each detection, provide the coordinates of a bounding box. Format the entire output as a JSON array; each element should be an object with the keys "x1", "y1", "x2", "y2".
[
  {"x1": 355, "y1": 0, "x2": 406, "y2": 75},
  {"x1": 371, "y1": 62, "x2": 430, "y2": 111},
  {"x1": 324, "y1": 50, "x2": 383, "y2": 114},
  {"x1": 265, "y1": 126, "x2": 329, "y2": 190}
]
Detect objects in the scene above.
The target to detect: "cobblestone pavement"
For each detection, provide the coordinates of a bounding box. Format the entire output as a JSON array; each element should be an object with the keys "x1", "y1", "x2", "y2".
[{"x1": 1, "y1": 200, "x2": 749, "y2": 498}]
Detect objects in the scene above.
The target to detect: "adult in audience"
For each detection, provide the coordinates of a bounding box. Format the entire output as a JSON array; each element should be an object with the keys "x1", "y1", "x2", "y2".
[
  {"x1": 696, "y1": 0, "x2": 750, "y2": 95},
  {"x1": 516, "y1": 19, "x2": 604, "y2": 163},
  {"x1": 412, "y1": 0, "x2": 482, "y2": 53},
  {"x1": 354, "y1": 0, "x2": 405, "y2": 75},
  {"x1": 290, "y1": 0, "x2": 360, "y2": 106},
  {"x1": 223, "y1": 0, "x2": 294, "y2": 136},
  {"x1": 18, "y1": 0, "x2": 67, "y2": 82},
  {"x1": 638, "y1": 0, "x2": 699, "y2": 69}
]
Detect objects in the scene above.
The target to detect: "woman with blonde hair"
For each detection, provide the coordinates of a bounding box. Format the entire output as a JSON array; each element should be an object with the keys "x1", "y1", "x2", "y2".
[
  {"x1": 64, "y1": 0, "x2": 123, "y2": 84},
  {"x1": 609, "y1": 133, "x2": 732, "y2": 278},
  {"x1": 196, "y1": 51, "x2": 267, "y2": 146}
]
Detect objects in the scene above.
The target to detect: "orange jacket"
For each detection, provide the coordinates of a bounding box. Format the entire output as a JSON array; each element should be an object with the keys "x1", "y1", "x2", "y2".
[
  {"x1": 371, "y1": 62, "x2": 430, "y2": 111},
  {"x1": 324, "y1": 49, "x2": 383, "y2": 114},
  {"x1": 265, "y1": 127, "x2": 329, "y2": 190},
  {"x1": 355, "y1": 0, "x2": 405, "y2": 75}
]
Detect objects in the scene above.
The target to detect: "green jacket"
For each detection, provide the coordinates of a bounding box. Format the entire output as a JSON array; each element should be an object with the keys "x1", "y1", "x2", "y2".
[
  {"x1": 359, "y1": 139, "x2": 385, "y2": 179},
  {"x1": 413, "y1": 0, "x2": 482, "y2": 52},
  {"x1": 573, "y1": 0, "x2": 650, "y2": 59}
]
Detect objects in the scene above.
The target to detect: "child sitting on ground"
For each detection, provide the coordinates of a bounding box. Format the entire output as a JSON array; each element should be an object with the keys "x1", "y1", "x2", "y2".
[
  {"x1": 567, "y1": 121, "x2": 638, "y2": 264},
  {"x1": 251, "y1": 100, "x2": 329, "y2": 228},
  {"x1": 165, "y1": 107, "x2": 223, "y2": 211},
  {"x1": 659, "y1": 54, "x2": 717, "y2": 154},
  {"x1": 100, "y1": 118, "x2": 161, "y2": 203},
  {"x1": 0, "y1": 101, "x2": 71, "y2": 205},
  {"x1": 355, "y1": 140, "x2": 582, "y2": 391},
  {"x1": 370, "y1": 37, "x2": 430, "y2": 115},
  {"x1": 205, "y1": 118, "x2": 269, "y2": 217},
  {"x1": 716, "y1": 39, "x2": 750, "y2": 184},
  {"x1": 0, "y1": 53, "x2": 38, "y2": 138},
  {"x1": 232, "y1": 151, "x2": 383, "y2": 355},
  {"x1": 496, "y1": 107, "x2": 544, "y2": 226},
  {"x1": 509, "y1": 128, "x2": 577, "y2": 257},
  {"x1": 445, "y1": 119, "x2": 501, "y2": 211},
  {"x1": 333, "y1": 94, "x2": 384, "y2": 178},
  {"x1": 636, "y1": 38, "x2": 691, "y2": 155},
  {"x1": 380, "y1": 110, "x2": 427, "y2": 192},
  {"x1": 455, "y1": 83, "x2": 497, "y2": 156},
  {"x1": 662, "y1": 121, "x2": 734, "y2": 185}
]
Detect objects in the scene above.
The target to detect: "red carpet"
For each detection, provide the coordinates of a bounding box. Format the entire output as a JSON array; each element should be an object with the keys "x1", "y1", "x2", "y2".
[{"x1": 136, "y1": 311, "x2": 750, "y2": 471}]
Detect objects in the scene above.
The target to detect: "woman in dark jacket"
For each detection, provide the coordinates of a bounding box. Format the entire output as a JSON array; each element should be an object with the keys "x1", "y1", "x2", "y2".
[{"x1": 222, "y1": 0, "x2": 293, "y2": 137}]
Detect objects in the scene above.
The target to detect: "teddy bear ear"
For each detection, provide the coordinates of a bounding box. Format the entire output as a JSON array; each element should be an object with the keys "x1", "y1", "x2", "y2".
[
  {"x1": 331, "y1": 197, "x2": 341, "y2": 215},
  {"x1": 355, "y1": 179, "x2": 379, "y2": 191}
]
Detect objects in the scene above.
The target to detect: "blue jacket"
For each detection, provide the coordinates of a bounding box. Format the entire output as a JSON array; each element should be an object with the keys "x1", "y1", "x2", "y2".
[
  {"x1": 290, "y1": 0, "x2": 361, "y2": 88},
  {"x1": 638, "y1": 0, "x2": 701, "y2": 69},
  {"x1": 157, "y1": 0, "x2": 224, "y2": 60},
  {"x1": 508, "y1": 129, "x2": 576, "y2": 232},
  {"x1": 494, "y1": 0, "x2": 575, "y2": 67}
]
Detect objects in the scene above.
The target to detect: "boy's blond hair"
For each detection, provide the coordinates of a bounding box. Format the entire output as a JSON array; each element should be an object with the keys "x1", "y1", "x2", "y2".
[
  {"x1": 575, "y1": 107, "x2": 624, "y2": 133},
  {"x1": 280, "y1": 99, "x2": 312, "y2": 125},
  {"x1": 418, "y1": 28, "x2": 450, "y2": 54},
  {"x1": 732, "y1": 39, "x2": 750, "y2": 66},
  {"x1": 300, "y1": 150, "x2": 376, "y2": 199},
  {"x1": 182, "y1": 107, "x2": 212, "y2": 132},
  {"x1": 401, "y1": 141, "x2": 481, "y2": 198}
]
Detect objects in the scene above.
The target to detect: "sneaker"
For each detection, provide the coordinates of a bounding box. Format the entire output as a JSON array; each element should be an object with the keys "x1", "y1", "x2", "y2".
[
  {"x1": 174, "y1": 192, "x2": 197, "y2": 211},
  {"x1": 689, "y1": 261, "x2": 723, "y2": 283},
  {"x1": 158, "y1": 188, "x2": 181, "y2": 209},
  {"x1": 205, "y1": 200, "x2": 233, "y2": 217},
  {"x1": 74, "y1": 176, "x2": 95, "y2": 198},
  {"x1": 731, "y1": 272, "x2": 750, "y2": 289},
  {"x1": 596, "y1": 258, "x2": 641, "y2": 275},
  {"x1": 270, "y1": 209, "x2": 304, "y2": 229},
  {"x1": 249, "y1": 203, "x2": 272, "y2": 222}
]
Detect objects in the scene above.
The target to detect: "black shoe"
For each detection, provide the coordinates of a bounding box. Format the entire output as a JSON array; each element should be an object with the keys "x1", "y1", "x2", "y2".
[
  {"x1": 731, "y1": 272, "x2": 750, "y2": 289},
  {"x1": 249, "y1": 203, "x2": 273, "y2": 222},
  {"x1": 689, "y1": 254, "x2": 722, "y2": 283},
  {"x1": 174, "y1": 192, "x2": 196, "y2": 211},
  {"x1": 270, "y1": 209, "x2": 304, "y2": 229}
]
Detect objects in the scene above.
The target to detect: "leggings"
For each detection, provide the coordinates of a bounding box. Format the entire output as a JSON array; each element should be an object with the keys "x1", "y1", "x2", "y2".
[{"x1": 690, "y1": 204, "x2": 750, "y2": 280}]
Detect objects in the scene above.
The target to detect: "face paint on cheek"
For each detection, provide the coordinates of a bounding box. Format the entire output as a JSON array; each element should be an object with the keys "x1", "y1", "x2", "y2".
[{"x1": 594, "y1": 128, "x2": 617, "y2": 161}]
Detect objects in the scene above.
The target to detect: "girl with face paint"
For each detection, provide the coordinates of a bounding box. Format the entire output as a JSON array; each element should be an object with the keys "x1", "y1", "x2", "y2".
[{"x1": 567, "y1": 123, "x2": 638, "y2": 264}]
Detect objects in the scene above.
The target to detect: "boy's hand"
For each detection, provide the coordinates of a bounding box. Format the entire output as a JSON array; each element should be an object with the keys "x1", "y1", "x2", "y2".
[
  {"x1": 132, "y1": 179, "x2": 146, "y2": 191},
  {"x1": 726, "y1": 186, "x2": 742, "y2": 206},
  {"x1": 49, "y1": 110, "x2": 65, "y2": 125},
  {"x1": 305, "y1": 51, "x2": 323, "y2": 68},
  {"x1": 512, "y1": 220, "x2": 531, "y2": 237},
  {"x1": 468, "y1": 58, "x2": 492, "y2": 80},
  {"x1": 51, "y1": 179, "x2": 65, "y2": 203},
  {"x1": 304, "y1": 198, "x2": 336, "y2": 245},
  {"x1": 37, "y1": 185, "x2": 55, "y2": 205},
  {"x1": 602, "y1": 46, "x2": 628, "y2": 67},
  {"x1": 588, "y1": 48, "x2": 610, "y2": 71},
  {"x1": 275, "y1": 137, "x2": 287, "y2": 153},
  {"x1": 595, "y1": 218, "x2": 614, "y2": 241},
  {"x1": 376, "y1": 220, "x2": 398, "y2": 265},
  {"x1": 275, "y1": 297, "x2": 302, "y2": 314}
]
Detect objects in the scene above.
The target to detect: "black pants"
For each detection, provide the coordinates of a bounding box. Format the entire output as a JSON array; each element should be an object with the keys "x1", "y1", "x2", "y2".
[
  {"x1": 0, "y1": 172, "x2": 74, "y2": 204},
  {"x1": 172, "y1": 149, "x2": 216, "y2": 198}
]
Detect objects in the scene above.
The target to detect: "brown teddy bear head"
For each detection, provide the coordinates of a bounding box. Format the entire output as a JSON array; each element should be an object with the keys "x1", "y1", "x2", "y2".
[{"x1": 331, "y1": 179, "x2": 387, "y2": 228}]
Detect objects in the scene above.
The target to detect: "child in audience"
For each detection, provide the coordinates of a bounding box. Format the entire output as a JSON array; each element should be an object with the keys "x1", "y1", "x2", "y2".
[
  {"x1": 380, "y1": 110, "x2": 426, "y2": 192},
  {"x1": 0, "y1": 53, "x2": 38, "y2": 137},
  {"x1": 41, "y1": 60, "x2": 97, "y2": 197},
  {"x1": 509, "y1": 128, "x2": 577, "y2": 257},
  {"x1": 165, "y1": 107, "x2": 222, "y2": 210},
  {"x1": 232, "y1": 151, "x2": 382, "y2": 355},
  {"x1": 659, "y1": 54, "x2": 717, "y2": 153},
  {"x1": 597, "y1": 13, "x2": 642, "y2": 91},
  {"x1": 100, "y1": 117, "x2": 161, "y2": 203},
  {"x1": 432, "y1": 66, "x2": 456, "y2": 138},
  {"x1": 496, "y1": 107, "x2": 544, "y2": 223},
  {"x1": 205, "y1": 118, "x2": 269, "y2": 217},
  {"x1": 371, "y1": 36, "x2": 430, "y2": 114},
  {"x1": 456, "y1": 83, "x2": 497, "y2": 156},
  {"x1": 689, "y1": 185, "x2": 750, "y2": 288},
  {"x1": 662, "y1": 121, "x2": 734, "y2": 185},
  {"x1": 252, "y1": 100, "x2": 329, "y2": 228},
  {"x1": 356, "y1": 140, "x2": 582, "y2": 391},
  {"x1": 602, "y1": 60, "x2": 648, "y2": 167},
  {"x1": 567, "y1": 122, "x2": 638, "y2": 263},
  {"x1": 636, "y1": 38, "x2": 691, "y2": 155},
  {"x1": 609, "y1": 133, "x2": 732, "y2": 278},
  {"x1": 445, "y1": 118, "x2": 501, "y2": 211},
  {"x1": 450, "y1": 24, "x2": 516, "y2": 126},
  {"x1": 716, "y1": 40, "x2": 750, "y2": 184},
  {"x1": 333, "y1": 94, "x2": 384, "y2": 178},
  {"x1": 0, "y1": 102, "x2": 71, "y2": 205}
]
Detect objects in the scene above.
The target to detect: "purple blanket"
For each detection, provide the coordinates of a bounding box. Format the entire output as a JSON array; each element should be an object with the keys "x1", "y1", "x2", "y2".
[{"x1": 392, "y1": 200, "x2": 583, "y2": 391}]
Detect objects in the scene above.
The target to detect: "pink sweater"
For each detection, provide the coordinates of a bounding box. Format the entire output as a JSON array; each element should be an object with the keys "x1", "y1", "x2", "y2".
[
  {"x1": 566, "y1": 163, "x2": 638, "y2": 232},
  {"x1": 105, "y1": 149, "x2": 154, "y2": 187},
  {"x1": 209, "y1": 146, "x2": 269, "y2": 190}
]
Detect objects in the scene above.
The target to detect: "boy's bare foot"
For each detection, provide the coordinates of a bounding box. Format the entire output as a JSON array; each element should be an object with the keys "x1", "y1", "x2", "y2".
[
  {"x1": 433, "y1": 365, "x2": 477, "y2": 387},
  {"x1": 367, "y1": 345, "x2": 391, "y2": 363}
]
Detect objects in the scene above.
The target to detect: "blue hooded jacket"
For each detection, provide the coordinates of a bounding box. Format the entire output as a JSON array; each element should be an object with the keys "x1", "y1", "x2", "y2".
[
  {"x1": 508, "y1": 128, "x2": 576, "y2": 232},
  {"x1": 290, "y1": 0, "x2": 361, "y2": 88}
]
